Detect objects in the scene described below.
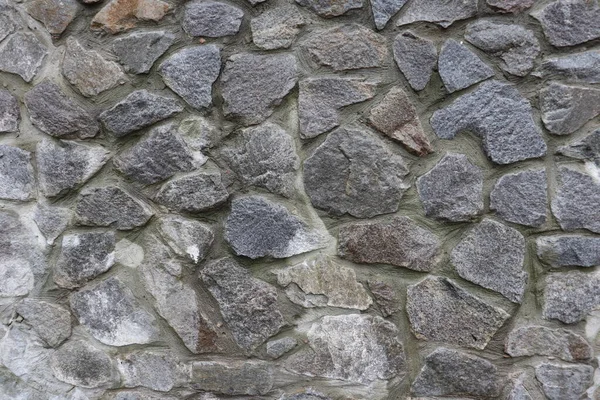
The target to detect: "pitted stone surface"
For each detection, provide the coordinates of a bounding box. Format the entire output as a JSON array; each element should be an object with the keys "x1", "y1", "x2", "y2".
[
  {"x1": 535, "y1": 51, "x2": 600, "y2": 84},
  {"x1": 540, "y1": 82, "x2": 600, "y2": 135},
  {"x1": 551, "y1": 167, "x2": 600, "y2": 233},
  {"x1": 0, "y1": 145, "x2": 34, "y2": 201},
  {"x1": 155, "y1": 171, "x2": 229, "y2": 213},
  {"x1": 16, "y1": 299, "x2": 72, "y2": 348},
  {"x1": 0, "y1": 89, "x2": 19, "y2": 132},
  {"x1": 295, "y1": 0, "x2": 362, "y2": 17},
  {"x1": 535, "y1": 363, "x2": 594, "y2": 400},
  {"x1": 182, "y1": 1, "x2": 243, "y2": 37},
  {"x1": 50, "y1": 340, "x2": 113, "y2": 388},
  {"x1": 0, "y1": 32, "x2": 47, "y2": 82},
  {"x1": 506, "y1": 325, "x2": 593, "y2": 362},
  {"x1": 369, "y1": 280, "x2": 400, "y2": 317},
  {"x1": 532, "y1": 0, "x2": 600, "y2": 47},
  {"x1": 157, "y1": 215, "x2": 213, "y2": 264},
  {"x1": 537, "y1": 235, "x2": 600, "y2": 268},
  {"x1": 396, "y1": 0, "x2": 478, "y2": 27},
  {"x1": 371, "y1": 0, "x2": 407, "y2": 29},
  {"x1": 392, "y1": 31, "x2": 437, "y2": 91},
  {"x1": 438, "y1": 39, "x2": 494, "y2": 93},
  {"x1": 91, "y1": 0, "x2": 171, "y2": 34},
  {"x1": 112, "y1": 31, "x2": 174, "y2": 74},
  {"x1": 251, "y1": 5, "x2": 305, "y2": 50},
  {"x1": 543, "y1": 270, "x2": 600, "y2": 324}
]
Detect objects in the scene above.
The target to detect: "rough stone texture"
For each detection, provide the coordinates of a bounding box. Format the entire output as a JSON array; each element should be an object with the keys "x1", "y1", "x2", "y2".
[
  {"x1": 16, "y1": 299, "x2": 72, "y2": 348},
  {"x1": 50, "y1": 340, "x2": 113, "y2": 388},
  {"x1": 112, "y1": 31, "x2": 174, "y2": 74},
  {"x1": 0, "y1": 32, "x2": 47, "y2": 82},
  {"x1": 251, "y1": 5, "x2": 305, "y2": 50},
  {"x1": 392, "y1": 31, "x2": 437, "y2": 91},
  {"x1": 532, "y1": 0, "x2": 600, "y2": 47},
  {"x1": 551, "y1": 167, "x2": 600, "y2": 233},
  {"x1": 0, "y1": 12, "x2": 16, "y2": 42},
  {"x1": 191, "y1": 361, "x2": 273, "y2": 396},
  {"x1": 543, "y1": 270, "x2": 600, "y2": 324},
  {"x1": 537, "y1": 235, "x2": 600, "y2": 268},
  {"x1": 182, "y1": 1, "x2": 243, "y2": 38},
  {"x1": 438, "y1": 39, "x2": 494, "y2": 93},
  {"x1": 368, "y1": 280, "x2": 401, "y2": 317},
  {"x1": 558, "y1": 129, "x2": 600, "y2": 165},
  {"x1": 27, "y1": 0, "x2": 79, "y2": 37},
  {"x1": 295, "y1": 0, "x2": 362, "y2": 17},
  {"x1": 33, "y1": 204, "x2": 72, "y2": 245},
  {"x1": 91, "y1": 0, "x2": 171, "y2": 34},
  {"x1": 157, "y1": 215, "x2": 213, "y2": 264},
  {"x1": 371, "y1": 0, "x2": 407, "y2": 29},
  {"x1": 487, "y1": 0, "x2": 533, "y2": 13},
  {"x1": 540, "y1": 82, "x2": 600, "y2": 135},
  {"x1": 266, "y1": 337, "x2": 297, "y2": 359},
  {"x1": 506, "y1": 326, "x2": 593, "y2": 362},
  {"x1": 504, "y1": 373, "x2": 533, "y2": 400},
  {"x1": 0, "y1": 89, "x2": 19, "y2": 132},
  {"x1": 396, "y1": 0, "x2": 478, "y2": 27},
  {"x1": 535, "y1": 363, "x2": 594, "y2": 400},
  {"x1": 0, "y1": 145, "x2": 34, "y2": 201},
  {"x1": 117, "y1": 350, "x2": 180, "y2": 392},
  {"x1": 154, "y1": 171, "x2": 229, "y2": 213},
  {"x1": 534, "y1": 51, "x2": 600, "y2": 84}
]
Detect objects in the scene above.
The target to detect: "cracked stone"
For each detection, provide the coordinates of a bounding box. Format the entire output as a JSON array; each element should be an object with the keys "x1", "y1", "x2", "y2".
[
  {"x1": 117, "y1": 350, "x2": 180, "y2": 392},
  {"x1": 540, "y1": 82, "x2": 600, "y2": 135},
  {"x1": 192, "y1": 360, "x2": 273, "y2": 396},
  {"x1": 295, "y1": 0, "x2": 362, "y2": 17},
  {"x1": 112, "y1": 30, "x2": 174, "y2": 74},
  {"x1": 534, "y1": 51, "x2": 600, "y2": 84},
  {"x1": 506, "y1": 325, "x2": 593, "y2": 362},
  {"x1": 266, "y1": 337, "x2": 297, "y2": 359},
  {"x1": 91, "y1": 0, "x2": 171, "y2": 34},
  {"x1": 0, "y1": 12, "x2": 16, "y2": 42},
  {"x1": 50, "y1": 340, "x2": 112, "y2": 388},
  {"x1": 532, "y1": 0, "x2": 600, "y2": 47},
  {"x1": 535, "y1": 363, "x2": 594, "y2": 400},
  {"x1": 369, "y1": 281, "x2": 401, "y2": 317},
  {"x1": 392, "y1": 31, "x2": 437, "y2": 91},
  {"x1": 0, "y1": 89, "x2": 19, "y2": 133},
  {"x1": 537, "y1": 235, "x2": 600, "y2": 268},
  {"x1": 33, "y1": 204, "x2": 72, "y2": 245},
  {"x1": 504, "y1": 372, "x2": 533, "y2": 400},
  {"x1": 487, "y1": 0, "x2": 533, "y2": 13},
  {"x1": 0, "y1": 145, "x2": 34, "y2": 201},
  {"x1": 27, "y1": 0, "x2": 79, "y2": 37},
  {"x1": 251, "y1": 5, "x2": 305, "y2": 50},
  {"x1": 157, "y1": 215, "x2": 213, "y2": 264},
  {"x1": 438, "y1": 39, "x2": 494, "y2": 93},
  {"x1": 155, "y1": 171, "x2": 229, "y2": 213},
  {"x1": 543, "y1": 270, "x2": 600, "y2": 324},
  {"x1": 371, "y1": 0, "x2": 407, "y2": 29},
  {"x1": 396, "y1": 0, "x2": 478, "y2": 27},
  {"x1": 182, "y1": 0, "x2": 243, "y2": 38},
  {"x1": 16, "y1": 299, "x2": 71, "y2": 348},
  {"x1": 551, "y1": 167, "x2": 600, "y2": 233},
  {"x1": 558, "y1": 129, "x2": 600, "y2": 165},
  {"x1": 0, "y1": 32, "x2": 47, "y2": 82}
]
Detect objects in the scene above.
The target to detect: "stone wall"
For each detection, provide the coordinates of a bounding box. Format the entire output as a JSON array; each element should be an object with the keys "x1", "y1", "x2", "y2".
[{"x1": 0, "y1": 0, "x2": 599, "y2": 398}]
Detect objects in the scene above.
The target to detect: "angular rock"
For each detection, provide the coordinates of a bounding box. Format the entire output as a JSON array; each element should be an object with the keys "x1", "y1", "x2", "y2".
[
  {"x1": 24, "y1": 82, "x2": 100, "y2": 139},
  {"x1": 396, "y1": 0, "x2": 478, "y2": 27},
  {"x1": 192, "y1": 360, "x2": 273, "y2": 396},
  {"x1": 70, "y1": 276, "x2": 159, "y2": 346},
  {"x1": 304, "y1": 126, "x2": 410, "y2": 218},
  {"x1": 221, "y1": 53, "x2": 297, "y2": 125},
  {"x1": 91, "y1": 0, "x2": 171, "y2": 34},
  {"x1": 299, "y1": 77, "x2": 377, "y2": 138},
  {"x1": 537, "y1": 235, "x2": 600, "y2": 268},
  {"x1": 535, "y1": 363, "x2": 594, "y2": 400},
  {"x1": 543, "y1": 270, "x2": 600, "y2": 324},
  {"x1": 75, "y1": 186, "x2": 154, "y2": 230},
  {"x1": 251, "y1": 5, "x2": 305, "y2": 50},
  {"x1": 159, "y1": 45, "x2": 221, "y2": 110},
  {"x1": 371, "y1": 0, "x2": 407, "y2": 29},
  {"x1": 33, "y1": 204, "x2": 72, "y2": 245},
  {"x1": 407, "y1": 276, "x2": 510, "y2": 349},
  {"x1": 392, "y1": 31, "x2": 437, "y2": 91},
  {"x1": 27, "y1": 0, "x2": 79, "y2": 37},
  {"x1": 112, "y1": 30, "x2": 175, "y2": 74},
  {"x1": 551, "y1": 167, "x2": 600, "y2": 233},
  {"x1": 487, "y1": 0, "x2": 533, "y2": 13},
  {"x1": 504, "y1": 373, "x2": 533, "y2": 400},
  {"x1": 540, "y1": 82, "x2": 600, "y2": 135},
  {"x1": 369, "y1": 280, "x2": 401, "y2": 317},
  {"x1": 0, "y1": 12, "x2": 16, "y2": 42},
  {"x1": 285, "y1": 314, "x2": 406, "y2": 385},
  {"x1": 62, "y1": 38, "x2": 126, "y2": 97},
  {"x1": 532, "y1": 0, "x2": 600, "y2": 47},
  {"x1": 155, "y1": 171, "x2": 228, "y2": 213},
  {"x1": 0, "y1": 145, "x2": 34, "y2": 201},
  {"x1": 302, "y1": 24, "x2": 388, "y2": 71},
  {"x1": 296, "y1": 0, "x2": 362, "y2": 17},
  {"x1": 535, "y1": 51, "x2": 600, "y2": 84},
  {"x1": 411, "y1": 348, "x2": 500, "y2": 398},
  {"x1": 157, "y1": 215, "x2": 213, "y2": 264},
  {"x1": 431, "y1": 80, "x2": 547, "y2": 164},
  {"x1": 50, "y1": 340, "x2": 112, "y2": 388},
  {"x1": 117, "y1": 350, "x2": 180, "y2": 392},
  {"x1": 266, "y1": 337, "x2": 297, "y2": 359},
  {"x1": 506, "y1": 325, "x2": 592, "y2": 362},
  {"x1": 557, "y1": 129, "x2": 600, "y2": 165},
  {"x1": 490, "y1": 169, "x2": 548, "y2": 227},
  {"x1": 16, "y1": 299, "x2": 71, "y2": 348},
  {"x1": 0, "y1": 33, "x2": 47, "y2": 82},
  {"x1": 182, "y1": 1, "x2": 243, "y2": 37},
  {"x1": 438, "y1": 39, "x2": 494, "y2": 93},
  {"x1": 0, "y1": 89, "x2": 19, "y2": 132},
  {"x1": 465, "y1": 20, "x2": 540, "y2": 77},
  {"x1": 0, "y1": 259, "x2": 34, "y2": 297},
  {"x1": 201, "y1": 257, "x2": 285, "y2": 351}
]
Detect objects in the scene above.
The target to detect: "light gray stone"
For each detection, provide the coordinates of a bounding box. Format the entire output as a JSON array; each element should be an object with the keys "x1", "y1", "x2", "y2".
[
  {"x1": 0, "y1": 11, "x2": 16, "y2": 42},
  {"x1": 279, "y1": 390, "x2": 332, "y2": 400},
  {"x1": 16, "y1": 300, "x2": 71, "y2": 348},
  {"x1": 113, "y1": 30, "x2": 174, "y2": 74},
  {"x1": 0, "y1": 145, "x2": 34, "y2": 201},
  {"x1": 537, "y1": 235, "x2": 600, "y2": 268},
  {"x1": 295, "y1": 0, "x2": 362, "y2": 17},
  {"x1": 532, "y1": 0, "x2": 600, "y2": 47},
  {"x1": 557, "y1": 129, "x2": 600, "y2": 165},
  {"x1": 535, "y1": 50, "x2": 600, "y2": 84},
  {"x1": 392, "y1": 31, "x2": 437, "y2": 91},
  {"x1": 504, "y1": 373, "x2": 533, "y2": 400},
  {"x1": 438, "y1": 39, "x2": 494, "y2": 93},
  {"x1": 192, "y1": 360, "x2": 273, "y2": 395},
  {"x1": 506, "y1": 325, "x2": 593, "y2": 362},
  {"x1": 396, "y1": 0, "x2": 478, "y2": 27},
  {"x1": 33, "y1": 204, "x2": 72, "y2": 245},
  {"x1": 251, "y1": 5, "x2": 305, "y2": 50},
  {"x1": 117, "y1": 350, "x2": 180, "y2": 392},
  {"x1": 0, "y1": 32, "x2": 47, "y2": 82},
  {"x1": 266, "y1": 337, "x2": 297, "y2": 359},
  {"x1": 50, "y1": 340, "x2": 112, "y2": 388},
  {"x1": 26, "y1": 0, "x2": 79, "y2": 37},
  {"x1": 551, "y1": 167, "x2": 600, "y2": 233},
  {"x1": 540, "y1": 82, "x2": 600, "y2": 135},
  {"x1": 157, "y1": 215, "x2": 213, "y2": 264},
  {"x1": 182, "y1": 0, "x2": 243, "y2": 37},
  {"x1": 543, "y1": 270, "x2": 600, "y2": 324},
  {"x1": 487, "y1": 0, "x2": 533, "y2": 13},
  {"x1": 371, "y1": 0, "x2": 407, "y2": 29},
  {"x1": 535, "y1": 363, "x2": 594, "y2": 400},
  {"x1": 0, "y1": 259, "x2": 34, "y2": 297},
  {"x1": 368, "y1": 280, "x2": 401, "y2": 317},
  {"x1": 0, "y1": 89, "x2": 19, "y2": 132},
  {"x1": 154, "y1": 171, "x2": 229, "y2": 213}
]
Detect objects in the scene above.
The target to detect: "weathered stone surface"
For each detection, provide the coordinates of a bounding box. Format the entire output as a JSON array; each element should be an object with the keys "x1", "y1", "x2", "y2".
[
  {"x1": 221, "y1": 53, "x2": 297, "y2": 125},
  {"x1": 192, "y1": 360, "x2": 273, "y2": 395},
  {"x1": 338, "y1": 217, "x2": 440, "y2": 271},
  {"x1": 0, "y1": 11, "x2": 16, "y2": 42},
  {"x1": 109, "y1": 390, "x2": 179, "y2": 400},
  {"x1": 159, "y1": 45, "x2": 220, "y2": 110},
  {"x1": 296, "y1": 0, "x2": 362, "y2": 17},
  {"x1": 304, "y1": 126, "x2": 409, "y2": 218},
  {"x1": 182, "y1": 1, "x2": 243, "y2": 37},
  {"x1": 70, "y1": 276, "x2": 159, "y2": 346},
  {"x1": 535, "y1": 51, "x2": 600, "y2": 84},
  {"x1": 16, "y1": 299, "x2": 71, "y2": 348},
  {"x1": 0, "y1": 33, "x2": 47, "y2": 82},
  {"x1": 33, "y1": 204, "x2": 72, "y2": 245},
  {"x1": 112, "y1": 31, "x2": 174, "y2": 74},
  {"x1": 506, "y1": 325, "x2": 593, "y2": 362},
  {"x1": 37, "y1": 139, "x2": 109, "y2": 197},
  {"x1": 75, "y1": 186, "x2": 154, "y2": 230},
  {"x1": 431, "y1": 80, "x2": 547, "y2": 164},
  {"x1": 91, "y1": 0, "x2": 171, "y2": 34},
  {"x1": 201, "y1": 258, "x2": 285, "y2": 351},
  {"x1": 537, "y1": 235, "x2": 600, "y2": 268},
  {"x1": 51, "y1": 340, "x2": 112, "y2": 388},
  {"x1": 62, "y1": 38, "x2": 126, "y2": 97},
  {"x1": 371, "y1": 0, "x2": 407, "y2": 29},
  {"x1": 302, "y1": 24, "x2": 388, "y2": 71},
  {"x1": 24, "y1": 82, "x2": 99, "y2": 139},
  {"x1": 0, "y1": 145, "x2": 34, "y2": 201},
  {"x1": 280, "y1": 390, "x2": 332, "y2": 400},
  {"x1": 407, "y1": 276, "x2": 510, "y2": 349},
  {"x1": 117, "y1": 350, "x2": 180, "y2": 392},
  {"x1": 487, "y1": 0, "x2": 533, "y2": 13},
  {"x1": 266, "y1": 337, "x2": 297, "y2": 359},
  {"x1": 276, "y1": 256, "x2": 372, "y2": 310},
  {"x1": 0, "y1": 89, "x2": 18, "y2": 133},
  {"x1": 535, "y1": 363, "x2": 594, "y2": 400},
  {"x1": 157, "y1": 215, "x2": 213, "y2": 264},
  {"x1": 411, "y1": 348, "x2": 500, "y2": 398},
  {"x1": 396, "y1": 0, "x2": 478, "y2": 27},
  {"x1": 251, "y1": 5, "x2": 305, "y2": 50},
  {"x1": 392, "y1": 31, "x2": 437, "y2": 91},
  {"x1": 438, "y1": 39, "x2": 494, "y2": 93},
  {"x1": 551, "y1": 167, "x2": 600, "y2": 233},
  {"x1": 465, "y1": 20, "x2": 540, "y2": 77},
  {"x1": 27, "y1": 0, "x2": 79, "y2": 37},
  {"x1": 155, "y1": 171, "x2": 228, "y2": 213},
  {"x1": 540, "y1": 82, "x2": 600, "y2": 135},
  {"x1": 532, "y1": 0, "x2": 600, "y2": 47},
  {"x1": 558, "y1": 129, "x2": 600, "y2": 165},
  {"x1": 504, "y1": 373, "x2": 533, "y2": 400},
  {"x1": 219, "y1": 122, "x2": 299, "y2": 197},
  {"x1": 490, "y1": 169, "x2": 548, "y2": 227},
  {"x1": 369, "y1": 280, "x2": 400, "y2": 317},
  {"x1": 0, "y1": 258, "x2": 34, "y2": 298},
  {"x1": 299, "y1": 77, "x2": 377, "y2": 138},
  {"x1": 543, "y1": 270, "x2": 600, "y2": 324},
  {"x1": 285, "y1": 314, "x2": 405, "y2": 385}
]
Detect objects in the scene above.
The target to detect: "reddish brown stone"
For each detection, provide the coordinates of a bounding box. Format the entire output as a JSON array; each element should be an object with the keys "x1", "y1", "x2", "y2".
[{"x1": 91, "y1": 0, "x2": 171, "y2": 34}]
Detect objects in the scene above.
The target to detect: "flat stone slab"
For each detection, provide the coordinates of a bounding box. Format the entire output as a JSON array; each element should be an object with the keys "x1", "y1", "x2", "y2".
[
  {"x1": 392, "y1": 31, "x2": 437, "y2": 91},
  {"x1": 250, "y1": 5, "x2": 305, "y2": 50},
  {"x1": 154, "y1": 171, "x2": 229, "y2": 213},
  {"x1": 438, "y1": 39, "x2": 494, "y2": 93},
  {"x1": 540, "y1": 82, "x2": 600, "y2": 135},
  {"x1": 112, "y1": 30, "x2": 175, "y2": 74},
  {"x1": 117, "y1": 350, "x2": 181, "y2": 392},
  {"x1": 537, "y1": 235, "x2": 600, "y2": 268},
  {"x1": 0, "y1": 145, "x2": 34, "y2": 201},
  {"x1": 551, "y1": 167, "x2": 600, "y2": 233},
  {"x1": 0, "y1": 89, "x2": 19, "y2": 132},
  {"x1": 506, "y1": 325, "x2": 593, "y2": 362},
  {"x1": 532, "y1": 0, "x2": 600, "y2": 47},
  {"x1": 487, "y1": 0, "x2": 533, "y2": 13},
  {"x1": 182, "y1": 0, "x2": 243, "y2": 37},
  {"x1": 396, "y1": 0, "x2": 477, "y2": 27},
  {"x1": 0, "y1": 32, "x2": 46, "y2": 82},
  {"x1": 534, "y1": 51, "x2": 600, "y2": 84},
  {"x1": 191, "y1": 360, "x2": 273, "y2": 396},
  {"x1": 543, "y1": 270, "x2": 600, "y2": 324}
]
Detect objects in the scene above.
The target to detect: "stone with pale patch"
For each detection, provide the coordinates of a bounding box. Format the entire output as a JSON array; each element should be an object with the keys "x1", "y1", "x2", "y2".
[
  {"x1": 117, "y1": 350, "x2": 181, "y2": 392},
  {"x1": 540, "y1": 82, "x2": 600, "y2": 135},
  {"x1": 157, "y1": 215, "x2": 213, "y2": 264},
  {"x1": 506, "y1": 325, "x2": 592, "y2": 362},
  {"x1": 16, "y1": 299, "x2": 71, "y2": 348},
  {"x1": 0, "y1": 145, "x2": 34, "y2": 202},
  {"x1": 0, "y1": 33, "x2": 47, "y2": 82},
  {"x1": 91, "y1": 0, "x2": 171, "y2": 34},
  {"x1": 33, "y1": 204, "x2": 72, "y2": 245}
]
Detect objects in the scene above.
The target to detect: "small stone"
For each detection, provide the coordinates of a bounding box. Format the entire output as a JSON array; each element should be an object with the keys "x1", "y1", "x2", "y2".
[
  {"x1": 411, "y1": 348, "x2": 500, "y2": 398},
  {"x1": 24, "y1": 82, "x2": 100, "y2": 139},
  {"x1": 540, "y1": 82, "x2": 600, "y2": 135},
  {"x1": 155, "y1": 171, "x2": 228, "y2": 213},
  {"x1": 117, "y1": 350, "x2": 179, "y2": 392},
  {"x1": 535, "y1": 363, "x2": 594, "y2": 400},
  {"x1": 37, "y1": 139, "x2": 109, "y2": 197},
  {"x1": 338, "y1": 216, "x2": 440, "y2": 272},
  {"x1": 285, "y1": 314, "x2": 406, "y2": 385},
  {"x1": 543, "y1": 270, "x2": 600, "y2": 324},
  {"x1": 558, "y1": 129, "x2": 600, "y2": 165},
  {"x1": 431, "y1": 80, "x2": 547, "y2": 164},
  {"x1": 0, "y1": 12, "x2": 16, "y2": 42},
  {"x1": 302, "y1": 24, "x2": 388, "y2": 71},
  {"x1": 465, "y1": 20, "x2": 540, "y2": 77},
  {"x1": 178, "y1": 116, "x2": 223, "y2": 152},
  {"x1": 159, "y1": 45, "x2": 221, "y2": 110},
  {"x1": 299, "y1": 77, "x2": 377, "y2": 138},
  {"x1": 396, "y1": 0, "x2": 478, "y2": 27},
  {"x1": 537, "y1": 235, "x2": 600, "y2": 268},
  {"x1": 112, "y1": 31, "x2": 175, "y2": 74},
  {"x1": 438, "y1": 39, "x2": 494, "y2": 93},
  {"x1": 201, "y1": 257, "x2": 285, "y2": 352},
  {"x1": 407, "y1": 276, "x2": 510, "y2": 349},
  {"x1": 33, "y1": 204, "x2": 72, "y2": 245},
  {"x1": 27, "y1": 0, "x2": 79, "y2": 37},
  {"x1": 75, "y1": 186, "x2": 154, "y2": 230},
  {"x1": 182, "y1": 1, "x2": 243, "y2": 38},
  {"x1": 251, "y1": 5, "x2": 305, "y2": 50},
  {"x1": 368, "y1": 281, "x2": 400, "y2": 317},
  {"x1": 296, "y1": 0, "x2": 362, "y2": 17},
  {"x1": 0, "y1": 145, "x2": 34, "y2": 201},
  {"x1": 0, "y1": 259, "x2": 34, "y2": 297},
  {"x1": 221, "y1": 53, "x2": 297, "y2": 125},
  {"x1": 532, "y1": 0, "x2": 600, "y2": 47},
  {"x1": 266, "y1": 337, "x2": 297, "y2": 359},
  {"x1": 62, "y1": 38, "x2": 126, "y2": 97},
  {"x1": 0, "y1": 89, "x2": 18, "y2": 133},
  {"x1": 70, "y1": 276, "x2": 159, "y2": 346},
  {"x1": 191, "y1": 360, "x2": 273, "y2": 396},
  {"x1": 280, "y1": 390, "x2": 332, "y2": 400},
  {"x1": 490, "y1": 169, "x2": 548, "y2": 227},
  {"x1": 50, "y1": 340, "x2": 113, "y2": 388},
  {"x1": 304, "y1": 126, "x2": 410, "y2": 218},
  {"x1": 115, "y1": 239, "x2": 144, "y2": 269},
  {"x1": 16, "y1": 300, "x2": 71, "y2": 348},
  {"x1": 487, "y1": 0, "x2": 533, "y2": 13},
  {"x1": 551, "y1": 167, "x2": 600, "y2": 233},
  {"x1": 225, "y1": 196, "x2": 329, "y2": 259},
  {"x1": 534, "y1": 51, "x2": 600, "y2": 84},
  {"x1": 91, "y1": 0, "x2": 171, "y2": 34},
  {"x1": 371, "y1": 0, "x2": 407, "y2": 29},
  {"x1": 504, "y1": 373, "x2": 533, "y2": 400},
  {"x1": 0, "y1": 32, "x2": 47, "y2": 82},
  {"x1": 392, "y1": 31, "x2": 437, "y2": 91},
  {"x1": 157, "y1": 215, "x2": 213, "y2": 264},
  {"x1": 506, "y1": 325, "x2": 593, "y2": 362}
]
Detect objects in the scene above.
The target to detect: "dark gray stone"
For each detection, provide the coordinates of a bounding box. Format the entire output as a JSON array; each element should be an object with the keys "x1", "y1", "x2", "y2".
[
  {"x1": 157, "y1": 215, "x2": 213, "y2": 264},
  {"x1": 392, "y1": 31, "x2": 437, "y2": 91},
  {"x1": 0, "y1": 89, "x2": 19, "y2": 132},
  {"x1": 117, "y1": 350, "x2": 179, "y2": 392},
  {"x1": 16, "y1": 300, "x2": 71, "y2": 348},
  {"x1": 368, "y1": 280, "x2": 401, "y2": 317},
  {"x1": 506, "y1": 325, "x2": 593, "y2": 362},
  {"x1": 26, "y1": 0, "x2": 79, "y2": 37},
  {"x1": 113, "y1": 31, "x2": 174, "y2": 74},
  {"x1": 192, "y1": 360, "x2": 273, "y2": 395},
  {"x1": 543, "y1": 270, "x2": 600, "y2": 324},
  {"x1": 537, "y1": 235, "x2": 600, "y2": 268},
  {"x1": 557, "y1": 129, "x2": 600, "y2": 165},
  {"x1": 0, "y1": 32, "x2": 47, "y2": 82},
  {"x1": 33, "y1": 204, "x2": 72, "y2": 245},
  {"x1": 50, "y1": 340, "x2": 112, "y2": 388},
  {"x1": 487, "y1": 0, "x2": 533, "y2": 13},
  {"x1": 396, "y1": 0, "x2": 478, "y2": 27},
  {"x1": 371, "y1": 0, "x2": 408, "y2": 29},
  {"x1": 266, "y1": 337, "x2": 297, "y2": 359},
  {"x1": 535, "y1": 363, "x2": 594, "y2": 400},
  {"x1": 438, "y1": 39, "x2": 494, "y2": 93},
  {"x1": 551, "y1": 167, "x2": 600, "y2": 233},
  {"x1": 532, "y1": 0, "x2": 600, "y2": 47},
  {"x1": 154, "y1": 171, "x2": 229, "y2": 213},
  {"x1": 0, "y1": 145, "x2": 34, "y2": 201},
  {"x1": 251, "y1": 5, "x2": 305, "y2": 50},
  {"x1": 535, "y1": 50, "x2": 600, "y2": 83},
  {"x1": 182, "y1": 0, "x2": 243, "y2": 37},
  {"x1": 540, "y1": 82, "x2": 600, "y2": 135},
  {"x1": 295, "y1": 0, "x2": 362, "y2": 17}
]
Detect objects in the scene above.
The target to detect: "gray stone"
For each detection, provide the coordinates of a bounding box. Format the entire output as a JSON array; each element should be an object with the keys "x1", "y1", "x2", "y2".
[
  {"x1": 99, "y1": 90, "x2": 183, "y2": 137},
  {"x1": 406, "y1": 276, "x2": 510, "y2": 349},
  {"x1": 117, "y1": 350, "x2": 180, "y2": 392},
  {"x1": 535, "y1": 363, "x2": 594, "y2": 400},
  {"x1": 159, "y1": 45, "x2": 221, "y2": 110},
  {"x1": 490, "y1": 169, "x2": 548, "y2": 227},
  {"x1": 0, "y1": 145, "x2": 34, "y2": 201},
  {"x1": 285, "y1": 314, "x2": 406, "y2": 385},
  {"x1": 0, "y1": 89, "x2": 19, "y2": 132},
  {"x1": 299, "y1": 77, "x2": 377, "y2": 138},
  {"x1": 90, "y1": 0, "x2": 171, "y2": 34},
  {"x1": 430, "y1": 80, "x2": 547, "y2": 164},
  {"x1": 411, "y1": 348, "x2": 500, "y2": 398},
  {"x1": 534, "y1": 51, "x2": 600, "y2": 84},
  {"x1": 465, "y1": 20, "x2": 540, "y2": 77},
  {"x1": 109, "y1": 390, "x2": 179, "y2": 400},
  {"x1": 182, "y1": 1, "x2": 243, "y2": 38},
  {"x1": 37, "y1": 139, "x2": 109, "y2": 197},
  {"x1": 202, "y1": 257, "x2": 285, "y2": 352},
  {"x1": 16, "y1": 299, "x2": 71, "y2": 348},
  {"x1": 438, "y1": 39, "x2": 494, "y2": 93},
  {"x1": 250, "y1": 5, "x2": 305, "y2": 50},
  {"x1": 50, "y1": 340, "x2": 112, "y2": 388},
  {"x1": 279, "y1": 390, "x2": 332, "y2": 400},
  {"x1": 504, "y1": 373, "x2": 533, "y2": 400},
  {"x1": 266, "y1": 337, "x2": 297, "y2": 359},
  {"x1": 392, "y1": 31, "x2": 437, "y2": 91},
  {"x1": 551, "y1": 167, "x2": 600, "y2": 233},
  {"x1": 112, "y1": 31, "x2": 175, "y2": 74},
  {"x1": 75, "y1": 186, "x2": 154, "y2": 230},
  {"x1": 295, "y1": 0, "x2": 362, "y2": 17},
  {"x1": 543, "y1": 270, "x2": 600, "y2": 324},
  {"x1": 33, "y1": 204, "x2": 72, "y2": 245},
  {"x1": 368, "y1": 281, "x2": 401, "y2": 317},
  {"x1": 221, "y1": 53, "x2": 297, "y2": 125},
  {"x1": 225, "y1": 196, "x2": 328, "y2": 259},
  {"x1": 0, "y1": 257, "x2": 34, "y2": 297},
  {"x1": 371, "y1": 0, "x2": 407, "y2": 29},
  {"x1": 540, "y1": 82, "x2": 600, "y2": 135},
  {"x1": 304, "y1": 126, "x2": 410, "y2": 218},
  {"x1": 537, "y1": 235, "x2": 600, "y2": 268},
  {"x1": 192, "y1": 360, "x2": 273, "y2": 395},
  {"x1": 70, "y1": 276, "x2": 159, "y2": 346},
  {"x1": 532, "y1": 0, "x2": 600, "y2": 47},
  {"x1": 0, "y1": 12, "x2": 16, "y2": 42},
  {"x1": 0, "y1": 33, "x2": 47, "y2": 82},
  {"x1": 506, "y1": 325, "x2": 593, "y2": 362},
  {"x1": 487, "y1": 0, "x2": 533, "y2": 13},
  {"x1": 302, "y1": 24, "x2": 388, "y2": 71},
  {"x1": 338, "y1": 216, "x2": 440, "y2": 272},
  {"x1": 157, "y1": 215, "x2": 213, "y2": 264},
  {"x1": 396, "y1": 0, "x2": 478, "y2": 27},
  {"x1": 26, "y1": 0, "x2": 79, "y2": 37},
  {"x1": 558, "y1": 129, "x2": 600, "y2": 165},
  {"x1": 155, "y1": 171, "x2": 229, "y2": 213}
]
